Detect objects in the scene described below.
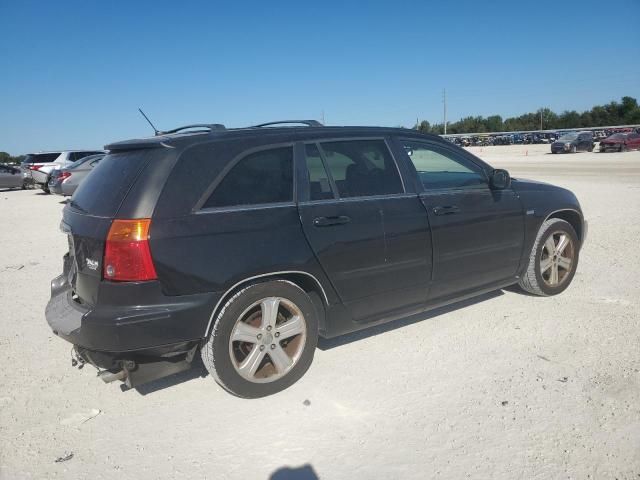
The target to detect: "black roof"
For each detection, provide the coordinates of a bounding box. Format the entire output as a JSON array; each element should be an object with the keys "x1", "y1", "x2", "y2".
[{"x1": 105, "y1": 122, "x2": 441, "y2": 151}]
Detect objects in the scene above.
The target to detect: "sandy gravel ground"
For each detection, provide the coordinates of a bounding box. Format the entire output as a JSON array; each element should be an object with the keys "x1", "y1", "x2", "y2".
[{"x1": 1, "y1": 145, "x2": 639, "y2": 479}]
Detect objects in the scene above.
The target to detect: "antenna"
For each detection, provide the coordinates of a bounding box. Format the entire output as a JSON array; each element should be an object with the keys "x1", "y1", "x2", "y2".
[{"x1": 138, "y1": 108, "x2": 159, "y2": 135}]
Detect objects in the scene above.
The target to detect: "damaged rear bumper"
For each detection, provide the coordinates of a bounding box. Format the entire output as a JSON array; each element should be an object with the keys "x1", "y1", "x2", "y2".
[{"x1": 45, "y1": 266, "x2": 218, "y2": 387}]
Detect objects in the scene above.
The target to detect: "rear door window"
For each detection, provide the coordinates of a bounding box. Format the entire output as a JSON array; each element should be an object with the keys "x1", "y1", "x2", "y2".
[
  {"x1": 317, "y1": 139, "x2": 403, "y2": 198},
  {"x1": 202, "y1": 146, "x2": 293, "y2": 209},
  {"x1": 70, "y1": 150, "x2": 153, "y2": 217}
]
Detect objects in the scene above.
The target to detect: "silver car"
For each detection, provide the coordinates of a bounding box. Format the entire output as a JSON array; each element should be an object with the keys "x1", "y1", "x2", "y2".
[
  {"x1": 49, "y1": 154, "x2": 104, "y2": 196},
  {"x1": 0, "y1": 164, "x2": 24, "y2": 190}
]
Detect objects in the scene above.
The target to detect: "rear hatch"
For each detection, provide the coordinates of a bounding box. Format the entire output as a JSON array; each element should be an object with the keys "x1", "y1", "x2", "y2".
[{"x1": 61, "y1": 150, "x2": 155, "y2": 306}]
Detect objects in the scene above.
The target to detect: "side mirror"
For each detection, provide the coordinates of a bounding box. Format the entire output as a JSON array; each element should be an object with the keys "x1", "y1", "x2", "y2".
[{"x1": 490, "y1": 169, "x2": 511, "y2": 189}]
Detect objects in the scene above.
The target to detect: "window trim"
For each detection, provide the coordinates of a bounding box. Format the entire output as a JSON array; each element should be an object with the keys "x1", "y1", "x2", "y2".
[
  {"x1": 300, "y1": 136, "x2": 406, "y2": 202},
  {"x1": 304, "y1": 142, "x2": 339, "y2": 201},
  {"x1": 397, "y1": 137, "x2": 491, "y2": 192},
  {"x1": 193, "y1": 142, "x2": 296, "y2": 213}
]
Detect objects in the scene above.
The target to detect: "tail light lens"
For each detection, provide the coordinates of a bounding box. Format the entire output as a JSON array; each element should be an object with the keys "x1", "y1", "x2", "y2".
[
  {"x1": 103, "y1": 219, "x2": 157, "y2": 282},
  {"x1": 58, "y1": 171, "x2": 71, "y2": 182},
  {"x1": 29, "y1": 165, "x2": 42, "y2": 171}
]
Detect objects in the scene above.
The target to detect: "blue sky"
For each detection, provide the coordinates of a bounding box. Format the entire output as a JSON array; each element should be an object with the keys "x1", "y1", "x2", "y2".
[{"x1": 1, "y1": 0, "x2": 639, "y2": 154}]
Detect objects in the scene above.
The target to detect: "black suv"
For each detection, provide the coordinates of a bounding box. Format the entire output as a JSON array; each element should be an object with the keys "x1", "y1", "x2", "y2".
[
  {"x1": 46, "y1": 121, "x2": 586, "y2": 398},
  {"x1": 550, "y1": 131, "x2": 594, "y2": 154}
]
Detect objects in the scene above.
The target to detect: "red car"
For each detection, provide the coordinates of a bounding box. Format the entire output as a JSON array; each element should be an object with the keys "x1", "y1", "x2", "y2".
[{"x1": 599, "y1": 132, "x2": 640, "y2": 152}]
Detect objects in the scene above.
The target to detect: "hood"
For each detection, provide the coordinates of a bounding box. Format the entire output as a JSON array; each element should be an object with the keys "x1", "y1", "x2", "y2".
[{"x1": 511, "y1": 177, "x2": 563, "y2": 192}]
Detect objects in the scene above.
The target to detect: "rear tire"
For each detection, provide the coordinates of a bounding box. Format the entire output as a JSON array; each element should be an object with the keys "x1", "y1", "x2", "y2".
[
  {"x1": 518, "y1": 218, "x2": 579, "y2": 296},
  {"x1": 201, "y1": 280, "x2": 318, "y2": 398}
]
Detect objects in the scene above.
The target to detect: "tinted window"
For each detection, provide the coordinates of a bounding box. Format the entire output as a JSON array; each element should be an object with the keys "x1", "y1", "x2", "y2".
[
  {"x1": 22, "y1": 153, "x2": 60, "y2": 164},
  {"x1": 319, "y1": 140, "x2": 402, "y2": 198},
  {"x1": 402, "y1": 140, "x2": 486, "y2": 190},
  {"x1": 203, "y1": 146, "x2": 293, "y2": 209},
  {"x1": 305, "y1": 144, "x2": 334, "y2": 200},
  {"x1": 70, "y1": 150, "x2": 152, "y2": 217}
]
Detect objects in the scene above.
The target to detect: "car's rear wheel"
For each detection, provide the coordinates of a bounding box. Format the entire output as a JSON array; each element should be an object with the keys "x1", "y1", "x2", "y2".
[
  {"x1": 518, "y1": 218, "x2": 579, "y2": 296},
  {"x1": 201, "y1": 280, "x2": 318, "y2": 398}
]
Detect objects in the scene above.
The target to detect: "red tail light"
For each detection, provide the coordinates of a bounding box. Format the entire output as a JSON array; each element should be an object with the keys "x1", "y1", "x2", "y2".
[
  {"x1": 29, "y1": 165, "x2": 42, "y2": 171},
  {"x1": 58, "y1": 171, "x2": 71, "y2": 182},
  {"x1": 103, "y1": 219, "x2": 157, "y2": 282}
]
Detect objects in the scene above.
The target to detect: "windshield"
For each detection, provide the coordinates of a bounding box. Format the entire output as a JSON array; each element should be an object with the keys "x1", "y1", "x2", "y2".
[{"x1": 558, "y1": 133, "x2": 578, "y2": 142}]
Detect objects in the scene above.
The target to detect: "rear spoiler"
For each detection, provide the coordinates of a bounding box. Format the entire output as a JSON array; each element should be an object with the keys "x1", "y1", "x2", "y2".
[{"x1": 104, "y1": 137, "x2": 171, "y2": 151}]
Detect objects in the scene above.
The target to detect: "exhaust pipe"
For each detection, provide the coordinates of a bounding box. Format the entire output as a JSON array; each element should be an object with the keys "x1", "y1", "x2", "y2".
[{"x1": 98, "y1": 369, "x2": 127, "y2": 383}]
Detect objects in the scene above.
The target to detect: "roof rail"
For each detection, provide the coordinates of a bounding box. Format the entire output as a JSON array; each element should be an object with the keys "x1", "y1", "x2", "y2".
[
  {"x1": 156, "y1": 124, "x2": 226, "y2": 136},
  {"x1": 250, "y1": 120, "x2": 324, "y2": 128}
]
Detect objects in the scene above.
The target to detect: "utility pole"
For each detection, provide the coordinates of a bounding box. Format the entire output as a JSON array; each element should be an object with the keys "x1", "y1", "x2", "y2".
[
  {"x1": 540, "y1": 109, "x2": 543, "y2": 130},
  {"x1": 321, "y1": 109, "x2": 325, "y2": 125},
  {"x1": 443, "y1": 88, "x2": 447, "y2": 135}
]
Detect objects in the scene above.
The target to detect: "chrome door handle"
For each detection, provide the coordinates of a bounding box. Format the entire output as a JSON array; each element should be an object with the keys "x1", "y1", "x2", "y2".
[
  {"x1": 313, "y1": 215, "x2": 352, "y2": 227},
  {"x1": 433, "y1": 206, "x2": 461, "y2": 215}
]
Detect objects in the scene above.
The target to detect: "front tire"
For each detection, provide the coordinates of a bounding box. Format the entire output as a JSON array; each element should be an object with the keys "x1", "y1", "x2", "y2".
[
  {"x1": 201, "y1": 280, "x2": 318, "y2": 398},
  {"x1": 518, "y1": 218, "x2": 579, "y2": 296}
]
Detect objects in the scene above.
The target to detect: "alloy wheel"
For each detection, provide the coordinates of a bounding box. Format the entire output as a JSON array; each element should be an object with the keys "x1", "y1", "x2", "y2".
[
  {"x1": 229, "y1": 297, "x2": 307, "y2": 383},
  {"x1": 540, "y1": 231, "x2": 575, "y2": 287}
]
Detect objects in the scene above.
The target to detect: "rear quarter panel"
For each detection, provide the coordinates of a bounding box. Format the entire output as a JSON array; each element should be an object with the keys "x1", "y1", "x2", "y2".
[{"x1": 149, "y1": 206, "x2": 331, "y2": 299}]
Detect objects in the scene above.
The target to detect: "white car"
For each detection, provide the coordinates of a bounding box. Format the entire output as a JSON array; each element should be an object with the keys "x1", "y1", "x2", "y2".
[{"x1": 22, "y1": 150, "x2": 104, "y2": 193}]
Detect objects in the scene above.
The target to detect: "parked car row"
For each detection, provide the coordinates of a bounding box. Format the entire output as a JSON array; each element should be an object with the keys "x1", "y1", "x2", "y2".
[
  {"x1": 446, "y1": 127, "x2": 640, "y2": 153},
  {"x1": 13, "y1": 150, "x2": 104, "y2": 193}
]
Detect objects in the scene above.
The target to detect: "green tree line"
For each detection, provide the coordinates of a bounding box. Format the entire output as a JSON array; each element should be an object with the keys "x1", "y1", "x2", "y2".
[
  {"x1": 415, "y1": 96, "x2": 640, "y2": 135},
  {"x1": 0, "y1": 152, "x2": 26, "y2": 165}
]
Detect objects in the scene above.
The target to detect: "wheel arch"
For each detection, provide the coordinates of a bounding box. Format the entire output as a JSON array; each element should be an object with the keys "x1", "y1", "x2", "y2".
[
  {"x1": 545, "y1": 209, "x2": 584, "y2": 244},
  {"x1": 203, "y1": 271, "x2": 328, "y2": 339}
]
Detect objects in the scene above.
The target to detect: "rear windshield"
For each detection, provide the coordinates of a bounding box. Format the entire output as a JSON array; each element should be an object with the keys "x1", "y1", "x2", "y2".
[
  {"x1": 69, "y1": 150, "x2": 152, "y2": 217},
  {"x1": 68, "y1": 154, "x2": 104, "y2": 169},
  {"x1": 22, "y1": 153, "x2": 61, "y2": 164}
]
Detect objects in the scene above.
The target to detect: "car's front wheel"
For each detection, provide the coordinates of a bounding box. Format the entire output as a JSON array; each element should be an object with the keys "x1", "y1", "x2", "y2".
[
  {"x1": 518, "y1": 218, "x2": 579, "y2": 296},
  {"x1": 201, "y1": 280, "x2": 318, "y2": 398}
]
